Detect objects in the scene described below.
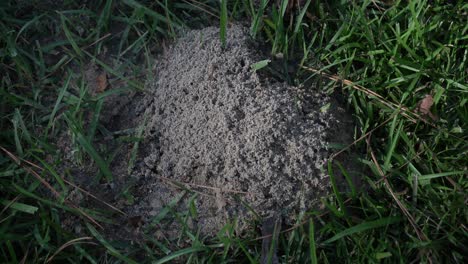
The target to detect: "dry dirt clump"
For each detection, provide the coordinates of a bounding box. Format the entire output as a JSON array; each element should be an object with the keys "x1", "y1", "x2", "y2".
[{"x1": 133, "y1": 25, "x2": 343, "y2": 234}]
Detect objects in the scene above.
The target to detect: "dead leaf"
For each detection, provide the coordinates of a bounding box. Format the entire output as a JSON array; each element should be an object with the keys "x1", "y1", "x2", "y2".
[
  {"x1": 96, "y1": 72, "x2": 108, "y2": 93},
  {"x1": 417, "y1": 94, "x2": 433, "y2": 115},
  {"x1": 416, "y1": 94, "x2": 438, "y2": 121}
]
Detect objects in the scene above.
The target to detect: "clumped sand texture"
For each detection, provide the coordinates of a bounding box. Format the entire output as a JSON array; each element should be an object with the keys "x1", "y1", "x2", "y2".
[{"x1": 137, "y1": 25, "x2": 340, "y2": 232}]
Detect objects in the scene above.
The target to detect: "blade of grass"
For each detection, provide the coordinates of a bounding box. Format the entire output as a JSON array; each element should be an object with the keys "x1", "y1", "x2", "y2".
[
  {"x1": 384, "y1": 115, "x2": 403, "y2": 171},
  {"x1": 271, "y1": 0, "x2": 288, "y2": 55},
  {"x1": 237, "y1": 240, "x2": 257, "y2": 264},
  {"x1": 59, "y1": 13, "x2": 83, "y2": 57},
  {"x1": 335, "y1": 160, "x2": 357, "y2": 198},
  {"x1": 86, "y1": 223, "x2": 137, "y2": 264},
  {"x1": 64, "y1": 114, "x2": 113, "y2": 181},
  {"x1": 0, "y1": 199, "x2": 38, "y2": 214},
  {"x1": 13, "y1": 109, "x2": 32, "y2": 145},
  {"x1": 122, "y1": 0, "x2": 171, "y2": 24},
  {"x1": 309, "y1": 219, "x2": 317, "y2": 264},
  {"x1": 220, "y1": 0, "x2": 228, "y2": 48},
  {"x1": 127, "y1": 112, "x2": 147, "y2": 174},
  {"x1": 46, "y1": 74, "x2": 71, "y2": 137},
  {"x1": 250, "y1": 0, "x2": 270, "y2": 39},
  {"x1": 146, "y1": 191, "x2": 186, "y2": 230},
  {"x1": 418, "y1": 171, "x2": 467, "y2": 181},
  {"x1": 153, "y1": 246, "x2": 208, "y2": 264},
  {"x1": 327, "y1": 160, "x2": 345, "y2": 217},
  {"x1": 293, "y1": 0, "x2": 312, "y2": 35},
  {"x1": 95, "y1": 0, "x2": 113, "y2": 54},
  {"x1": 5, "y1": 240, "x2": 18, "y2": 263},
  {"x1": 32, "y1": 155, "x2": 68, "y2": 196},
  {"x1": 323, "y1": 216, "x2": 401, "y2": 244}
]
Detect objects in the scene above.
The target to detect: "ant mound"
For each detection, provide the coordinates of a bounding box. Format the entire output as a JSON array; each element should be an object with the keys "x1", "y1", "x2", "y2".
[{"x1": 133, "y1": 25, "x2": 347, "y2": 235}]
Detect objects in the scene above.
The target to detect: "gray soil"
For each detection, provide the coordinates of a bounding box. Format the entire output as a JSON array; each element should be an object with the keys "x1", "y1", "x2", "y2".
[
  {"x1": 126, "y1": 25, "x2": 353, "y2": 236},
  {"x1": 56, "y1": 24, "x2": 358, "y2": 239}
]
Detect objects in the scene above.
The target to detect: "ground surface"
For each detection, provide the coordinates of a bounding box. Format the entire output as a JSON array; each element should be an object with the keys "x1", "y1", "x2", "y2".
[
  {"x1": 1, "y1": 1, "x2": 466, "y2": 263},
  {"x1": 125, "y1": 24, "x2": 355, "y2": 236}
]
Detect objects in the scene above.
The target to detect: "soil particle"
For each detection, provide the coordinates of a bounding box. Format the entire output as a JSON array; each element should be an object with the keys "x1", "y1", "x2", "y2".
[{"x1": 129, "y1": 25, "x2": 349, "y2": 235}]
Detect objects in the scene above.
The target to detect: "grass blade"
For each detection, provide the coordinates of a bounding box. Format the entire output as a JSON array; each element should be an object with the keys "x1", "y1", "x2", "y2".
[
  {"x1": 122, "y1": 0, "x2": 170, "y2": 24},
  {"x1": 59, "y1": 14, "x2": 83, "y2": 57},
  {"x1": 309, "y1": 219, "x2": 317, "y2": 264},
  {"x1": 153, "y1": 247, "x2": 207, "y2": 264},
  {"x1": 46, "y1": 74, "x2": 71, "y2": 137},
  {"x1": 220, "y1": 0, "x2": 228, "y2": 48},
  {"x1": 418, "y1": 171, "x2": 467, "y2": 181},
  {"x1": 323, "y1": 216, "x2": 401, "y2": 244},
  {"x1": 86, "y1": 223, "x2": 137, "y2": 264},
  {"x1": 0, "y1": 199, "x2": 38, "y2": 214},
  {"x1": 327, "y1": 160, "x2": 345, "y2": 217},
  {"x1": 250, "y1": 0, "x2": 270, "y2": 38},
  {"x1": 335, "y1": 161, "x2": 357, "y2": 198},
  {"x1": 64, "y1": 114, "x2": 113, "y2": 181},
  {"x1": 128, "y1": 112, "x2": 148, "y2": 174},
  {"x1": 384, "y1": 117, "x2": 403, "y2": 171}
]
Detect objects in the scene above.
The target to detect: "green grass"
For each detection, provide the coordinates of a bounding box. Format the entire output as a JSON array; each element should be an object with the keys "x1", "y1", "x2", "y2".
[{"x1": 1, "y1": 0, "x2": 467, "y2": 263}]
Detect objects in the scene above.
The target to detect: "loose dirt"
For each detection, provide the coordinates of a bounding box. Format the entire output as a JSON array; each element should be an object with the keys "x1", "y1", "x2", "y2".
[
  {"x1": 58, "y1": 24, "x2": 358, "y2": 239},
  {"x1": 125, "y1": 25, "x2": 354, "y2": 236}
]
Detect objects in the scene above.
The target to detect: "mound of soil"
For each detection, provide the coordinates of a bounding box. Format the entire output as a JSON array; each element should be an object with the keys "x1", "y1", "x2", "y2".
[{"x1": 126, "y1": 25, "x2": 351, "y2": 235}]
